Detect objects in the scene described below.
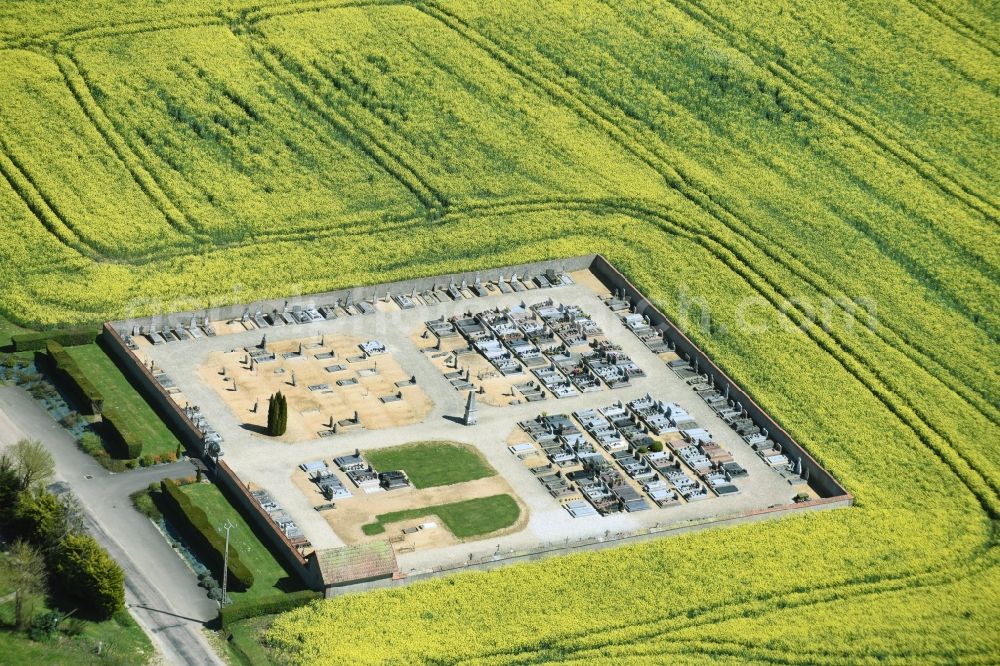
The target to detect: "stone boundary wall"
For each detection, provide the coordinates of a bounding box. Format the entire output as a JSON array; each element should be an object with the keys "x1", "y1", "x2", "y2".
[
  {"x1": 102, "y1": 254, "x2": 851, "y2": 597},
  {"x1": 326, "y1": 494, "x2": 852, "y2": 598},
  {"x1": 589, "y1": 255, "x2": 851, "y2": 500},
  {"x1": 109, "y1": 256, "x2": 597, "y2": 333},
  {"x1": 101, "y1": 324, "x2": 206, "y2": 455},
  {"x1": 212, "y1": 460, "x2": 314, "y2": 588},
  {"x1": 102, "y1": 324, "x2": 316, "y2": 588}
]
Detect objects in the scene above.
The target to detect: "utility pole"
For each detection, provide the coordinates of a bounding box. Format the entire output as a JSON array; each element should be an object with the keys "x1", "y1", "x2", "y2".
[{"x1": 220, "y1": 519, "x2": 235, "y2": 607}]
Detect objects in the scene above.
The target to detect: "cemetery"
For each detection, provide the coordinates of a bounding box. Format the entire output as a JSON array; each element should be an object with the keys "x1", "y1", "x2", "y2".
[
  {"x1": 104, "y1": 257, "x2": 844, "y2": 580},
  {"x1": 194, "y1": 334, "x2": 434, "y2": 442}
]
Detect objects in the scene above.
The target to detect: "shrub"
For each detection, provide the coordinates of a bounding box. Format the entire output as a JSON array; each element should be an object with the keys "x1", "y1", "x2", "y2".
[
  {"x1": 139, "y1": 454, "x2": 155, "y2": 468},
  {"x1": 15, "y1": 490, "x2": 67, "y2": 549},
  {"x1": 158, "y1": 480, "x2": 254, "y2": 590},
  {"x1": 78, "y1": 432, "x2": 105, "y2": 457},
  {"x1": 60, "y1": 617, "x2": 86, "y2": 637},
  {"x1": 220, "y1": 590, "x2": 321, "y2": 628},
  {"x1": 53, "y1": 533, "x2": 124, "y2": 619},
  {"x1": 649, "y1": 441, "x2": 664, "y2": 453},
  {"x1": 28, "y1": 611, "x2": 61, "y2": 641},
  {"x1": 60, "y1": 411, "x2": 81, "y2": 428},
  {"x1": 13, "y1": 327, "x2": 99, "y2": 352},
  {"x1": 130, "y1": 489, "x2": 160, "y2": 520},
  {"x1": 101, "y1": 406, "x2": 142, "y2": 459},
  {"x1": 106, "y1": 459, "x2": 127, "y2": 473},
  {"x1": 44, "y1": 341, "x2": 103, "y2": 414}
]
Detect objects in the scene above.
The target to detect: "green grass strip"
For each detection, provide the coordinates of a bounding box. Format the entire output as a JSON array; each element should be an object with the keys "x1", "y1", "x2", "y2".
[
  {"x1": 364, "y1": 441, "x2": 495, "y2": 489},
  {"x1": 361, "y1": 494, "x2": 519, "y2": 538}
]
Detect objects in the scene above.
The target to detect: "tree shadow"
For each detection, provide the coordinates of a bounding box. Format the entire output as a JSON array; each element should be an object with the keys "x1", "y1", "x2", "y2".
[{"x1": 239, "y1": 423, "x2": 270, "y2": 435}]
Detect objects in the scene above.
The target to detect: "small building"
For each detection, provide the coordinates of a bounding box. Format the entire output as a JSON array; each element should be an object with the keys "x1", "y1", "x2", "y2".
[{"x1": 308, "y1": 541, "x2": 398, "y2": 593}]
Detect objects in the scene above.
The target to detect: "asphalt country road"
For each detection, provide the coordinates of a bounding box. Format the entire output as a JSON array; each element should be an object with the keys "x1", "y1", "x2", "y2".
[{"x1": 0, "y1": 386, "x2": 225, "y2": 665}]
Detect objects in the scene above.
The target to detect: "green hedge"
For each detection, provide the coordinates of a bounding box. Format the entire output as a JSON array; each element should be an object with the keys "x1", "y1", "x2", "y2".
[
  {"x1": 102, "y1": 405, "x2": 143, "y2": 458},
  {"x1": 13, "y1": 326, "x2": 99, "y2": 351},
  {"x1": 220, "y1": 590, "x2": 320, "y2": 628},
  {"x1": 159, "y1": 480, "x2": 255, "y2": 590},
  {"x1": 46, "y1": 340, "x2": 104, "y2": 413}
]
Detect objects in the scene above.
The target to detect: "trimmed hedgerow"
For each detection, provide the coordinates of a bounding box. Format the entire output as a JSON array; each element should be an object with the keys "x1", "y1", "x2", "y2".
[
  {"x1": 45, "y1": 340, "x2": 103, "y2": 413},
  {"x1": 220, "y1": 590, "x2": 320, "y2": 628},
  {"x1": 13, "y1": 326, "x2": 99, "y2": 352},
  {"x1": 158, "y1": 479, "x2": 254, "y2": 590},
  {"x1": 101, "y1": 405, "x2": 142, "y2": 459}
]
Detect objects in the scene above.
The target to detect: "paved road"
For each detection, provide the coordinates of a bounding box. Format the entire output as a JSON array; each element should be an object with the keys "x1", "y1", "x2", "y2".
[{"x1": 0, "y1": 387, "x2": 224, "y2": 665}]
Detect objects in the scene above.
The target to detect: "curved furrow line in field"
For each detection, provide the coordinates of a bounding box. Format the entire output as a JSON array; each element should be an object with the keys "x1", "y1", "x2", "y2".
[
  {"x1": 0, "y1": 0, "x2": 391, "y2": 50},
  {"x1": 0, "y1": 15, "x2": 228, "y2": 51},
  {"x1": 543, "y1": 629, "x2": 1000, "y2": 666},
  {"x1": 606, "y1": 0, "x2": 1000, "y2": 296},
  {"x1": 0, "y1": 136, "x2": 103, "y2": 261},
  {"x1": 441, "y1": 196, "x2": 1000, "y2": 513},
  {"x1": 242, "y1": 0, "x2": 402, "y2": 26},
  {"x1": 595, "y1": 0, "x2": 1000, "y2": 411},
  {"x1": 238, "y1": 30, "x2": 443, "y2": 210},
  {"x1": 51, "y1": 50, "x2": 205, "y2": 240},
  {"x1": 453, "y1": 530, "x2": 998, "y2": 665},
  {"x1": 413, "y1": 5, "x2": 1000, "y2": 493},
  {"x1": 906, "y1": 0, "x2": 1000, "y2": 58},
  {"x1": 665, "y1": 0, "x2": 1000, "y2": 222}
]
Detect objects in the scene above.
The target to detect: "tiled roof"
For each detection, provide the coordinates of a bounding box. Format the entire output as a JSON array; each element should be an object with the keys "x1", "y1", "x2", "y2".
[{"x1": 314, "y1": 541, "x2": 397, "y2": 586}]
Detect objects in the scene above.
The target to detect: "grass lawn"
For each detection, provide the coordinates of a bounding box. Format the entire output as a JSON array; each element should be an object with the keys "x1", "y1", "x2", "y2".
[
  {"x1": 0, "y1": 315, "x2": 33, "y2": 362},
  {"x1": 361, "y1": 494, "x2": 520, "y2": 538},
  {"x1": 63, "y1": 343, "x2": 181, "y2": 459},
  {"x1": 224, "y1": 615, "x2": 280, "y2": 666},
  {"x1": 364, "y1": 441, "x2": 495, "y2": 489},
  {"x1": 0, "y1": 315, "x2": 29, "y2": 350},
  {"x1": 0, "y1": 554, "x2": 154, "y2": 664},
  {"x1": 180, "y1": 482, "x2": 298, "y2": 603}
]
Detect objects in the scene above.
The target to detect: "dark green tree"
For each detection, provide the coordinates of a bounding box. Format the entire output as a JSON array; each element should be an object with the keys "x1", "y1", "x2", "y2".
[
  {"x1": 14, "y1": 490, "x2": 68, "y2": 550},
  {"x1": 267, "y1": 392, "x2": 288, "y2": 436},
  {"x1": 53, "y1": 533, "x2": 125, "y2": 619}
]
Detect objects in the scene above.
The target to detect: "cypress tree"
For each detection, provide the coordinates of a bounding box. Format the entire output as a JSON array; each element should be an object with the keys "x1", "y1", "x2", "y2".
[
  {"x1": 275, "y1": 392, "x2": 288, "y2": 436},
  {"x1": 267, "y1": 393, "x2": 278, "y2": 436}
]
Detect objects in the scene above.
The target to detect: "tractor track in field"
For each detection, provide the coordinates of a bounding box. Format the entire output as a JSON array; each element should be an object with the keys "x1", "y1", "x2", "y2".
[
  {"x1": 52, "y1": 49, "x2": 205, "y2": 240},
  {"x1": 454, "y1": 534, "x2": 998, "y2": 665},
  {"x1": 0, "y1": 134, "x2": 106, "y2": 260},
  {"x1": 553, "y1": 633, "x2": 1000, "y2": 666},
  {"x1": 239, "y1": 30, "x2": 445, "y2": 210},
  {"x1": 905, "y1": 0, "x2": 1000, "y2": 59},
  {"x1": 3, "y1": 0, "x2": 996, "y2": 455},
  {"x1": 444, "y1": 196, "x2": 1000, "y2": 510},
  {"x1": 410, "y1": 4, "x2": 1000, "y2": 490},
  {"x1": 661, "y1": 0, "x2": 1000, "y2": 222}
]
